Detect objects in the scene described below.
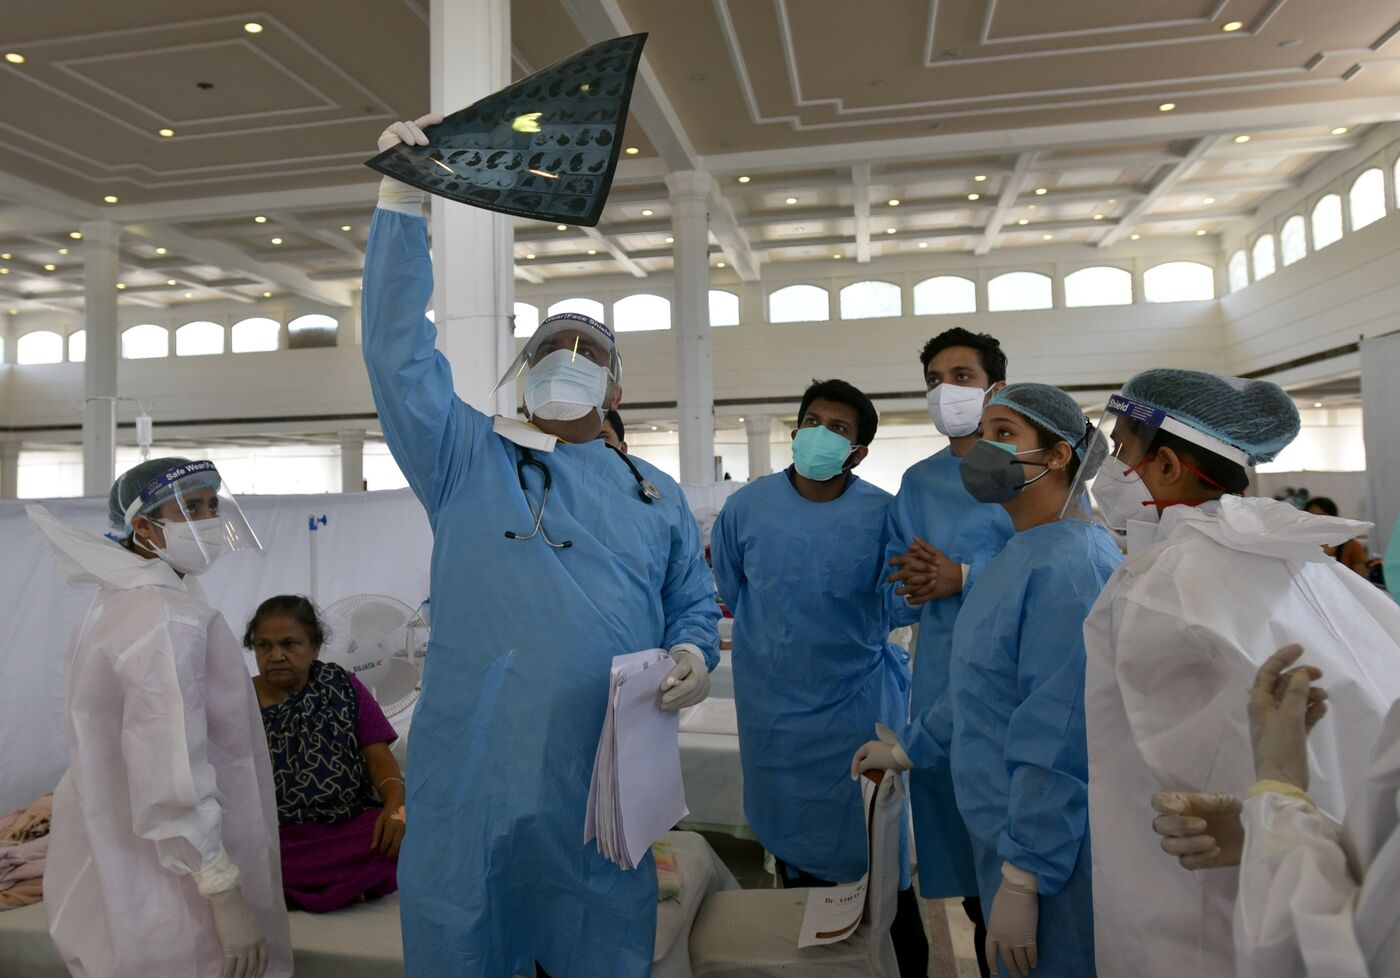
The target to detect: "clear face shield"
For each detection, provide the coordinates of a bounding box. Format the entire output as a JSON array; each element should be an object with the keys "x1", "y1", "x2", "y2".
[
  {"x1": 490, "y1": 313, "x2": 620, "y2": 421},
  {"x1": 1056, "y1": 415, "x2": 1113, "y2": 521},
  {"x1": 125, "y1": 460, "x2": 262, "y2": 574}
]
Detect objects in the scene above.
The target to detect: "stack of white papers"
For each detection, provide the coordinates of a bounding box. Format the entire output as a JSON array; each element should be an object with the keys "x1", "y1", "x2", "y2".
[
  {"x1": 585, "y1": 649, "x2": 690, "y2": 869},
  {"x1": 798, "y1": 775, "x2": 878, "y2": 947}
]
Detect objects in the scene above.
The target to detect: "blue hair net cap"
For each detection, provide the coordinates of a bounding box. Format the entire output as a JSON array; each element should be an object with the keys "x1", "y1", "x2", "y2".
[
  {"x1": 989, "y1": 383, "x2": 1092, "y2": 459},
  {"x1": 108, "y1": 456, "x2": 193, "y2": 531},
  {"x1": 1120, "y1": 368, "x2": 1300, "y2": 465}
]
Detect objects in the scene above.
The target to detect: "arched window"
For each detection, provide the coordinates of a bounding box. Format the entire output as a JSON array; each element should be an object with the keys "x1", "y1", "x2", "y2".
[
  {"x1": 1143, "y1": 262, "x2": 1215, "y2": 303},
  {"x1": 1312, "y1": 194, "x2": 1343, "y2": 250},
  {"x1": 175, "y1": 320, "x2": 223, "y2": 357},
  {"x1": 1064, "y1": 266, "x2": 1132, "y2": 308},
  {"x1": 768, "y1": 284, "x2": 830, "y2": 324},
  {"x1": 709, "y1": 290, "x2": 740, "y2": 327},
  {"x1": 547, "y1": 297, "x2": 605, "y2": 321},
  {"x1": 1348, "y1": 168, "x2": 1386, "y2": 231},
  {"x1": 1251, "y1": 235, "x2": 1276, "y2": 281},
  {"x1": 987, "y1": 271, "x2": 1052, "y2": 312},
  {"x1": 913, "y1": 275, "x2": 976, "y2": 315},
  {"x1": 232, "y1": 317, "x2": 279, "y2": 353},
  {"x1": 1280, "y1": 215, "x2": 1307, "y2": 266},
  {"x1": 513, "y1": 302, "x2": 539, "y2": 338},
  {"x1": 16, "y1": 330, "x2": 63, "y2": 365},
  {"x1": 68, "y1": 329, "x2": 86, "y2": 363},
  {"x1": 839, "y1": 280, "x2": 902, "y2": 320},
  {"x1": 613, "y1": 293, "x2": 671, "y2": 332},
  {"x1": 121, "y1": 324, "x2": 168, "y2": 359},
  {"x1": 287, "y1": 314, "x2": 338, "y2": 349},
  {"x1": 1227, "y1": 251, "x2": 1249, "y2": 293}
]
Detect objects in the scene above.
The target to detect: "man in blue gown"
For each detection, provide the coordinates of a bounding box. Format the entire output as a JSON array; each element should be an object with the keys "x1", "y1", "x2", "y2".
[
  {"x1": 711, "y1": 379, "x2": 927, "y2": 977},
  {"x1": 362, "y1": 116, "x2": 720, "y2": 978},
  {"x1": 883, "y1": 328, "x2": 1014, "y2": 977}
]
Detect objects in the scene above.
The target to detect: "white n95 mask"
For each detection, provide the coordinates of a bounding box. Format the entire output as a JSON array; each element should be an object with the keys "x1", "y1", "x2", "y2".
[
  {"x1": 927, "y1": 384, "x2": 986, "y2": 438},
  {"x1": 524, "y1": 349, "x2": 610, "y2": 421},
  {"x1": 150, "y1": 519, "x2": 230, "y2": 576},
  {"x1": 1090, "y1": 459, "x2": 1158, "y2": 535}
]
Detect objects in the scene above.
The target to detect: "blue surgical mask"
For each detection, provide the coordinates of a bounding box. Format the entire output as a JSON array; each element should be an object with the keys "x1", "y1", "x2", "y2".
[
  {"x1": 792, "y1": 426, "x2": 856, "y2": 482},
  {"x1": 523, "y1": 349, "x2": 610, "y2": 422}
]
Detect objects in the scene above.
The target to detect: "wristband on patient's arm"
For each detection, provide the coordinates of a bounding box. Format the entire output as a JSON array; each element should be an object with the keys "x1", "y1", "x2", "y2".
[
  {"x1": 193, "y1": 848, "x2": 241, "y2": 897},
  {"x1": 1247, "y1": 779, "x2": 1314, "y2": 807}
]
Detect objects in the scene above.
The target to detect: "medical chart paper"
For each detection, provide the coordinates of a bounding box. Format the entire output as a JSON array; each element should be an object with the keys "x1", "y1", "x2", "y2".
[
  {"x1": 797, "y1": 775, "x2": 878, "y2": 947},
  {"x1": 585, "y1": 649, "x2": 689, "y2": 869}
]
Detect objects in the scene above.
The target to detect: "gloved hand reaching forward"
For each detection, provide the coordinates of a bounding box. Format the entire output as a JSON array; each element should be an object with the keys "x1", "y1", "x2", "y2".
[
  {"x1": 206, "y1": 885, "x2": 268, "y2": 978},
  {"x1": 986, "y1": 862, "x2": 1039, "y2": 978},
  {"x1": 659, "y1": 645, "x2": 709, "y2": 711}
]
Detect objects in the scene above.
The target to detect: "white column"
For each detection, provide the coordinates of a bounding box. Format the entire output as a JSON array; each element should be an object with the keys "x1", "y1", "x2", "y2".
[
  {"x1": 339, "y1": 429, "x2": 365, "y2": 493},
  {"x1": 746, "y1": 415, "x2": 773, "y2": 480},
  {"x1": 0, "y1": 440, "x2": 19, "y2": 499},
  {"x1": 81, "y1": 221, "x2": 120, "y2": 497},
  {"x1": 430, "y1": 0, "x2": 515, "y2": 417},
  {"x1": 666, "y1": 170, "x2": 716, "y2": 484}
]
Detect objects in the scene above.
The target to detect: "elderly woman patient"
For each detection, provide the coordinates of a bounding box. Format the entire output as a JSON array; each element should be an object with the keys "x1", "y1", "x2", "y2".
[{"x1": 245, "y1": 595, "x2": 405, "y2": 912}]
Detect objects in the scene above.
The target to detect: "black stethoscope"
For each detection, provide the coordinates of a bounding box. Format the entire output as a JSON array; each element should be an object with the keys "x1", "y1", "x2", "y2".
[{"x1": 505, "y1": 444, "x2": 661, "y2": 549}]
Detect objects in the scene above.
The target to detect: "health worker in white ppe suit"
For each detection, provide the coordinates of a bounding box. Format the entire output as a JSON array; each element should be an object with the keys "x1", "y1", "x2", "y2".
[
  {"x1": 27, "y1": 456, "x2": 289, "y2": 978},
  {"x1": 1153, "y1": 644, "x2": 1400, "y2": 977},
  {"x1": 1081, "y1": 368, "x2": 1400, "y2": 978}
]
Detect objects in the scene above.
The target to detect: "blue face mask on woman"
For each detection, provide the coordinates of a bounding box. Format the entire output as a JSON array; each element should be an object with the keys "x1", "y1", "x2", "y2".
[{"x1": 792, "y1": 425, "x2": 856, "y2": 482}]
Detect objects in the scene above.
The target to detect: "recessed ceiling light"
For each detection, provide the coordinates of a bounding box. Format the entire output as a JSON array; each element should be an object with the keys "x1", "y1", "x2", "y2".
[
  {"x1": 116, "y1": 283, "x2": 126, "y2": 290},
  {"x1": 716, "y1": 261, "x2": 726, "y2": 268},
  {"x1": 665, "y1": 236, "x2": 674, "y2": 243},
  {"x1": 155, "y1": 247, "x2": 167, "y2": 255},
  {"x1": 737, "y1": 176, "x2": 751, "y2": 183},
  {"x1": 4, "y1": 53, "x2": 25, "y2": 65},
  {"x1": 1108, "y1": 198, "x2": 1117, "y2": 204},
  {"x1": 185, "y1": 292, "x2": 194, "y2": 299},
  {"x1": 43, "y1": 263, "x2": 56, "y2": 271},
  {"x1": 1017, "y1": 219, "x2": 1029, "y2": 225},
  {"x1": 1158, "y1": 102, "x2": 1177, "y2": 112},
  {"x1": 1028, "y1": 204, "x2": 1037, "y2": 210},
  {"x1": 0, "y1": 268, "x2": 8, "y2": 275},
  {"x1": 785, "y1": 197, "x2": 798, "y2": 205},
  {"x1": 103, "y1": 195, "x2": 119, "y2": 204},
  {"x1": 641, "y1": 208, "x2": 654, "y2": 216},
  {"x1": 1233, "y1": 135, "x2": 1251, "y2": 143},
  {"x1": 624, "y1": 147, "x2": 639, "y2": 155},
  {"x1": 1203, "y1": 197, "x2": 1216, "y2": 204},
  {"x1": 1331, "y1": 126, "x2": 1349, "y2": 136},
  {"x1": 270, "y1": 237, "x2": 283, "y2": 245},
  {"x1": 918, "y1": 242, "x2": 928, "y2": 248},
  {"x1": 0, "y1": 253, "x2": 10, "y2": 259},
  {"x1": 974, "y1": 174, "x2": 987, "y2": 182},
  {"x1": 254, "y1": 215, "x2": 268, "y2": 223},
  {"x1": 1130, "y1": 233, "x2": 1142, "y2": 240},
  {"x1": 1196, "y1": 229, "x2": 1208, "y2": 235},
  {"x1": 888, "y1": 198, "x2": 900, "y2": 206},
  {"x1": 1312, "y1": 401, "x2": 1323, "y2": 408},
  {"x1": 69, "y1": 231, "x2": 82, "y2": 240},
  {"x1": 158, "y1": 128, "x2": 175, "y2": 138},
  {"x1": 58, "y1": 248, "x2": 68, "y2": 255},
  {"x1": 1093, "y1": 214, "x2": 1104, "y2": 220},
  {"x1": 739, "y1": 417, "x2": 745, "y2": 423},
  {"x1": 1042, "y1": 234, "x2": 1054, "y2": 240},
  {"x1": 243, "y1": 22, "x2": 264, "y2": 33},
  {"x1": 967, "y1": 193, "x2": 980, "y2": 201},
  {"x1": 1222, "y1": 21, "x2": 1244, "y2": 32},
  {"x1": 166, "y1": 279, "x2": 177, "y2": 286},
  {"x1": 340, "y1": 225, "x2": 352, "y2": 232},
  {"x1": 1034, "y1": 187, "x2": 1047, "y2": 195},
  {"x1": 263, "y1": 291, "x2": 272, "y2": 298},
  {"x1": 556, "y1": 224, "x2": 568, "y2": 231},
  {"x1": 651, "y1": 426, "x2": 659, "y2": 431},
  {"x1": 525, "y1": 253, "x2": 536, "y2": 259},
  {"x1": 832, "y1": 253, "x2": 842, "y2": 259},
  {"x1": 587, "y1": 249, "x2": 597, "y2": 255},
  {"x1": 885, "y1": 227, "x2": 897, "y2": 234}
]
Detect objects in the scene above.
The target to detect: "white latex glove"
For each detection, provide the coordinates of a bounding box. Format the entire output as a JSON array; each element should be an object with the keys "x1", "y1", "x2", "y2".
[
  {"x1": 375, "y1": 114, "x2": 443, "y2": 210},
  {"x1": 850, "y1": 723, "x2": 913, "y2": 779},
  {"x1": 659, "y1": 645, "x2": 709, "y2": 711},
  {"x1": 986, "y1": 862, "x2": 1039, "y2": 977},
  {"x1": 1151, "y1": 792, "x2": 1245, "y2": 870},
  {"x1": 1247, "y1": 644, "x2": 1328, "y2": 790},
  {"x1": 206, "y1": 886, "x2": 268, "y2": 978}
]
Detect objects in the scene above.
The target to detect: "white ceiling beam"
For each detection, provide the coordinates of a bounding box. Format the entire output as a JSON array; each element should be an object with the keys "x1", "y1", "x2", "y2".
[
  {"x1": 976, "y1": 153, "x2": 1036, "y2": 256},
  {"x1": 1138, "y1": 208, "x2": 1253, "y2": 224},
  {"x1": 1099, "y1": 137, "x2": 1220, "y2": 248},
  {"x1": 106, "y1": 184, "x2": 379, "y2": 226},
  {"x1": 580, "y1": 225, "x2": 646, "y2": 278},
  {"x1": 1204, "y1": 136, "x2": 1360, "y2": 158},
  {"x1": 514, "y1": 264, "x2": 545, "y2": 285},
  {"x1": 852, "y1": 165, "x2": 872, "y2": 264},
  {"x1": 705, "y1": 185, "x2": 760, "y2": 281},
  {"x1": 121, "y1": 223, "x2": 353, "y2": 307},
  {"x1": 1173, "y1": 176, "x2": 1298, "y2": 196}
]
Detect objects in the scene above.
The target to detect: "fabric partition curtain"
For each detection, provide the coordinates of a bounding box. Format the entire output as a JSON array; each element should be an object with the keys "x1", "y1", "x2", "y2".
[{"x1": 1361, "y1": 331, "x2": 1400, "y2": 560}]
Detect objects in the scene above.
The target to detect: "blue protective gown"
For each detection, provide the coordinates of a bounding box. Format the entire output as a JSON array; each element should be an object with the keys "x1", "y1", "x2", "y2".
[
  {"x1": 361, "y1": 208, "x2": 720, "y2": 978},
  {"x1": 883, "y1": 447, "x2": 1013, "y2": 897},
  {"x1": 710, "y1": 470, "x2": 911, "y2": 885},
  {"x1": 945, "y1": 518, "x2": 1121, "y2": 978}
]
